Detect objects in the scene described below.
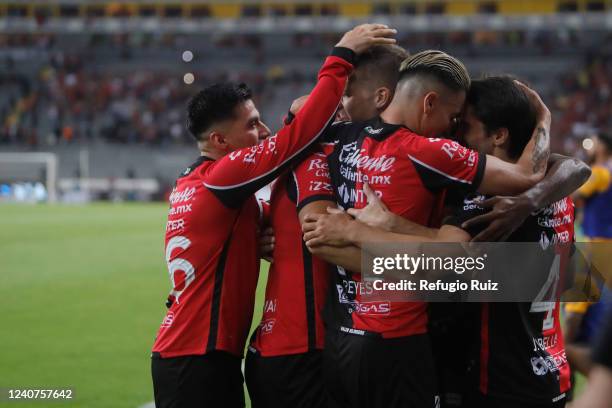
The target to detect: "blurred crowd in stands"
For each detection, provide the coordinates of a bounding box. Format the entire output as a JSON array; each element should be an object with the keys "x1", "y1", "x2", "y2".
[{"x1": 1, "y1": 31, "x2": 611, "y2": 158}]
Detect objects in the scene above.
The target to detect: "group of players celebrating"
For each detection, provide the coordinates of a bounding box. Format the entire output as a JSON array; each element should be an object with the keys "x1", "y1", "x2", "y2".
[{"x1": 150, "y1": 24, "x2": 597, "y2": 408}]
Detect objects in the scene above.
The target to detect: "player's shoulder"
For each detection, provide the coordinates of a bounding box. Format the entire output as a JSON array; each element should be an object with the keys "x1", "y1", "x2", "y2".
[{"x1": 177, "y1": 156, "x2": 214, "y2": 180}]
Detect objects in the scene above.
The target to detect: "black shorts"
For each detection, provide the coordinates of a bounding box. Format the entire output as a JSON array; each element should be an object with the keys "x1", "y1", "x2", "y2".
[
  {"x1": 465, "y1": 392, "x2": 566, "y2": 408},
  {"x1": 151, "y1": 351, "x2": 245, "y2": 408},
  {"x1": 323, "y1": 328, "x2": 439, "y2": 408},
  {"x1": 245, "y1": 348, "x2": 326, "y2": 408}
]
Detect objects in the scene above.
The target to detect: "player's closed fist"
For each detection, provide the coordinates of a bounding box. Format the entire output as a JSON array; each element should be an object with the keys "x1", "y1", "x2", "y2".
[{"x1": 336, "y1": 24, "x2": 397, "y2": 55}]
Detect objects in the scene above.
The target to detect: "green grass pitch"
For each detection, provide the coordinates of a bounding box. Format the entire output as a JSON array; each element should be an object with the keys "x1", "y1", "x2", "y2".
[{"x1": 0, "y1": 203, "x2": 269, "y2": 408}]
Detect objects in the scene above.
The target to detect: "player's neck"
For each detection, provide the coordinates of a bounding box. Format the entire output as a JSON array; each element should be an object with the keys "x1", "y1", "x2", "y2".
[
  {"x1": 200, "y1": 148, "x2": 222, "y2": 161},
  {"x1": 379, "y1": 101, "x2": 417, "y2": 130},
  {"x1": 492, "y1": 147, "x2": 515, "y2": 163}
]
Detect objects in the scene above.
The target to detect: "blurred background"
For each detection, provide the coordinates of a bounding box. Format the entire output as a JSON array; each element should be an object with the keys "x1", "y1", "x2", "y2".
[
  {"x1": 0, "y1": 2, "x2": 610, "y2": 408},
  {"x1": 0, "y1": 0, "x2": 610, "y2": 203}
]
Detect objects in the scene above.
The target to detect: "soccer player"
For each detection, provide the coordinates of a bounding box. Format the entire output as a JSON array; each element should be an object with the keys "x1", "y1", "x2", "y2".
[
  {"x1": 300, "y1": 51, "x2": 553, "y2": 408},
  {"x1": 574, "y1": 132, "x2": 612, "y2": 241},
  {"x1": 245, "y1": 44, "x2": 407, "y2": 408},
  {"x1": 304, "y1": 77, "x2": 591, "y2": 408},
  {"x1": 150, "y1": 24, "x2": 397, "y2": 408}
]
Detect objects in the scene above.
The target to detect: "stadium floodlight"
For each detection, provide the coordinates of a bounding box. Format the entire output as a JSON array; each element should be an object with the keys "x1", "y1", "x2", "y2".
[{"x1": 0, "y1": 152, "x2": 58, "y2": 203}]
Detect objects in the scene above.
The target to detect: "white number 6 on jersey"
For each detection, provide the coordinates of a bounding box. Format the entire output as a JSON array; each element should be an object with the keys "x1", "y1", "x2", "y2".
[{"x1": 165, "y1": 236, "x2": 195, "y2": 304}]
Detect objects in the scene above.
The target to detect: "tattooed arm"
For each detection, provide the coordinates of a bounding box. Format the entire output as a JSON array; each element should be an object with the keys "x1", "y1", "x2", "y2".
[{"x1": 477, "y1": 81, "x2": 551, "y2": 196}]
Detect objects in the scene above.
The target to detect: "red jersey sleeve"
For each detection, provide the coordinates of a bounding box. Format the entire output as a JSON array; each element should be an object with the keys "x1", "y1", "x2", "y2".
[
  {"x1": 200, "y1": 47, "x2": 354, "y2": 208},
  {"x1": 292, "y1": 148, "x2": 335, "y2": 212},
  {"x1": 406, "y1": 136, "x2": 486, "y2": 192}
]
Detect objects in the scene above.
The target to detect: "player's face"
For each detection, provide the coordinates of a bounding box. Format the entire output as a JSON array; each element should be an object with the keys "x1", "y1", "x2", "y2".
[
  {"x1": 224, "y1": 100, "x2": 271, "y2": 150},
  {"x1": 342, "y1": 70, "x2": 380, "y2": 122},
  {"x1": 458, "y1": 106, "x2": 495, "y2": 155},
  {"x1": 421, "y1": 90, "x2": 465, "y2": 138}
]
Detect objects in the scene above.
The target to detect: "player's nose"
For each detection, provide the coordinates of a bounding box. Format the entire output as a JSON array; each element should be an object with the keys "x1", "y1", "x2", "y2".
[{"x1": 259, "y1": 122, "x2": 271, "y2": 140}]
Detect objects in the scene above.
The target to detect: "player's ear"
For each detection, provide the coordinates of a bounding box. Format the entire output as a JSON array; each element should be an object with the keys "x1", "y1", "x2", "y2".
[
  {"x1": 208, "y1": 131, "x2": 229, "y2": 151},
  {"x1": 491, "y1": 128, "x2": 510, "y2": 148},
  {"x1": 423, "y1": 92, "x2": 438, "y2": 115},
  {"x1": 374, "y1": 86, "x2": 393, "y2": 110}
]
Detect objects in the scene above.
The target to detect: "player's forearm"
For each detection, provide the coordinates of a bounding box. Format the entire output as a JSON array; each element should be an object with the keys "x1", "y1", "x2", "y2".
[
  {"x1": 522, "y1": 154, "x2": 591, "y2": 210},
  {"x1": 345, "y1": 220, "x2": 439, "y2": 249},
  {"x1": 308, "y1": 244, "x2": 363, "y2": 273},
  {"x1": 388, "y1": 214, "x2": 438, "y2": 238},
  {"x1": 515, "y1": 119, "x2": 550, "y2": 182}
]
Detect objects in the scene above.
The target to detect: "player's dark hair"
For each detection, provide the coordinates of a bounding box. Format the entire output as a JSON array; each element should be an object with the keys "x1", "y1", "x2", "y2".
[
  {"x1": 186, "y1": 82, "x2": 253, "y2": 141},
  {"x1": 354, "y1": 45, "x2": 408, "y2": 89},
  {"x1": 467, "y1": 76, "x2": 537, "y2": 159},
  {"x1": 398, "y1": 50, "x2": 470, "y2": 92},
  {"x1": 598, "y1": 132, "x2": 612, "y2": 153}
]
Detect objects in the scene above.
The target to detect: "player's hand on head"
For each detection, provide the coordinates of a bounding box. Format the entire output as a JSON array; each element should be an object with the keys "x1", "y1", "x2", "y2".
[
  {"x1": 336, "y1": 23, "x2": 397, "y2": 55},
  {"x1": 346, "y1": 183, "x2": 394, "y2": 231},
  {"x1": 289, "y1": 95, "x2": 309, "y2": 116},
  {"x1": 302, "y1": 212, "x2": 353, "y2": 247},
  {"x1": 258, "y1": 227, "x2": 275, "y2": 262},
  {"x1": 462, "y1": 195, "x2": 533, "y2": 242},
  {"x1": 514, "y1": 80, "x2": 551, "y2": 127}
]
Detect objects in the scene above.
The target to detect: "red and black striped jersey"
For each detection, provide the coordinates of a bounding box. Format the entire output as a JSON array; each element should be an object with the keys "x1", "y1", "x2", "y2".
[
  {"x1": 322, "y1": 116, "x2": 486, "y2": 339},
  {"x1": 250, "y1": 147, "x2": 335, "y2": 356},
  {"x1": 445, "y1": 195, "x2": 575, "y2": 405},
  {"x1": 151, "y1": 48, "x2": 353, "y2": 358}
]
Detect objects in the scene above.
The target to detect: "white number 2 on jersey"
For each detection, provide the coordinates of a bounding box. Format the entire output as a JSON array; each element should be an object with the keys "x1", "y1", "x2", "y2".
[
  {"x1": 165, "y1": 236, "x2": 195, "y2": 305},
  {"x1": 530, "y1": 254, "x2": 560, "y2": 331}
]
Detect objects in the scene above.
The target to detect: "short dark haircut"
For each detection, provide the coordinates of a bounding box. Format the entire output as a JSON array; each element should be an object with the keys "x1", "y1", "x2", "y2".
[
  {"x1": 354, "y1": 45, "x2": 408, "y2": 89},
  {"x1": 467, "y1": 76, "x2": 537, "y2": 159},
  {"x1": 598, "y1": 132, "x2": 612, "y2": 153},
  {"x1": 399, "y1": 50, "x2": 470, "y2": 93},
  {"x1": 186, "y1": 82, "x2": 252, "y2": 141}
]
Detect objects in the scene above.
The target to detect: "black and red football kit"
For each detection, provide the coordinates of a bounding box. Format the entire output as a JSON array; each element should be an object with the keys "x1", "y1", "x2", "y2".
[
  {"x1": 444, "y1": 195, "x2": 575, "y2": 408},
  {"x1": 321, "y1": 116, "x2": 486, "y2": 408},
  {"x1": 151, "y1": 47, "x2": 354, "y2": 408},
  {"x1": 246, "y1": 147, "x2": 335, "y2": 408}
]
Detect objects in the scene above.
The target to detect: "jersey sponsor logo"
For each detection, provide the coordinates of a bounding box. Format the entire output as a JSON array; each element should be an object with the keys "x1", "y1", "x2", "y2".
[
  {"x1": 166, "y1": 218, "x2": 185, "y2": 232},
  {"x1": 429, "y1": 138, "x2": 477, "y2": 168},
  {"x1": 307, "y1": 157, "x2": 329, "y2": 171},
  {"x1": 263, "y1": 299, "x2": 277, "y2": 313},
  {"x1": 169, "y1": 186, "x2": 196, "y2": 204},
  {"x1": 161, "y1": 311, "x2": 174, "y2": 328},
  {"x1": 364, "y1": 125, "x2": 383, "y2": 135},
  {"x1": 335, "y1": 283, "x2": 391, "y2": 315},
  {"x1": 229, "y1": 150, "x2": 242, "y2": 161},
  {"x1": 339, "y1": 165, "x2": 391, "y2": 185},
  {"x1": 536, "y1": 198, "x2": 570, "y2": 217},
  {"x1": 552, "y1": 393, "x2": 566, "y2": 403},
  {"x1": 309, "y1": 180, "x2": 332, "y2": 192},
  {"x1": 307, "y1": 157, "x2": 331, "y2": 179},
  {"x1": 339, "y1": 326, "x2": 367, "y2": 336},
  {"x1": 259, "y1": 318, "x2": 276, "y2": 335},
  {"x1": 533, "y1": 333, "x2": 558, "y2": 352},
  {"x1": 242, "y1": 135, "x2": 279, "y2": 163},
  {"x1": 530, "y1": 350, "x2": 568, "y2": 376},
  {"x1": 537, "y1": 214, "x2": 572, "y2": 229},
  {"x1": 540, "y1": 231, "x2": 571, "y2": 249},
  {"x1": 463, "y1": 195, "x2": 486, "y2": 211},
  {"x1": 168, "y1": 204, "x2": 192, "y2": 216},
  {"x1": 338, "y1": 141, "x2": 396, "y2": 172}
]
